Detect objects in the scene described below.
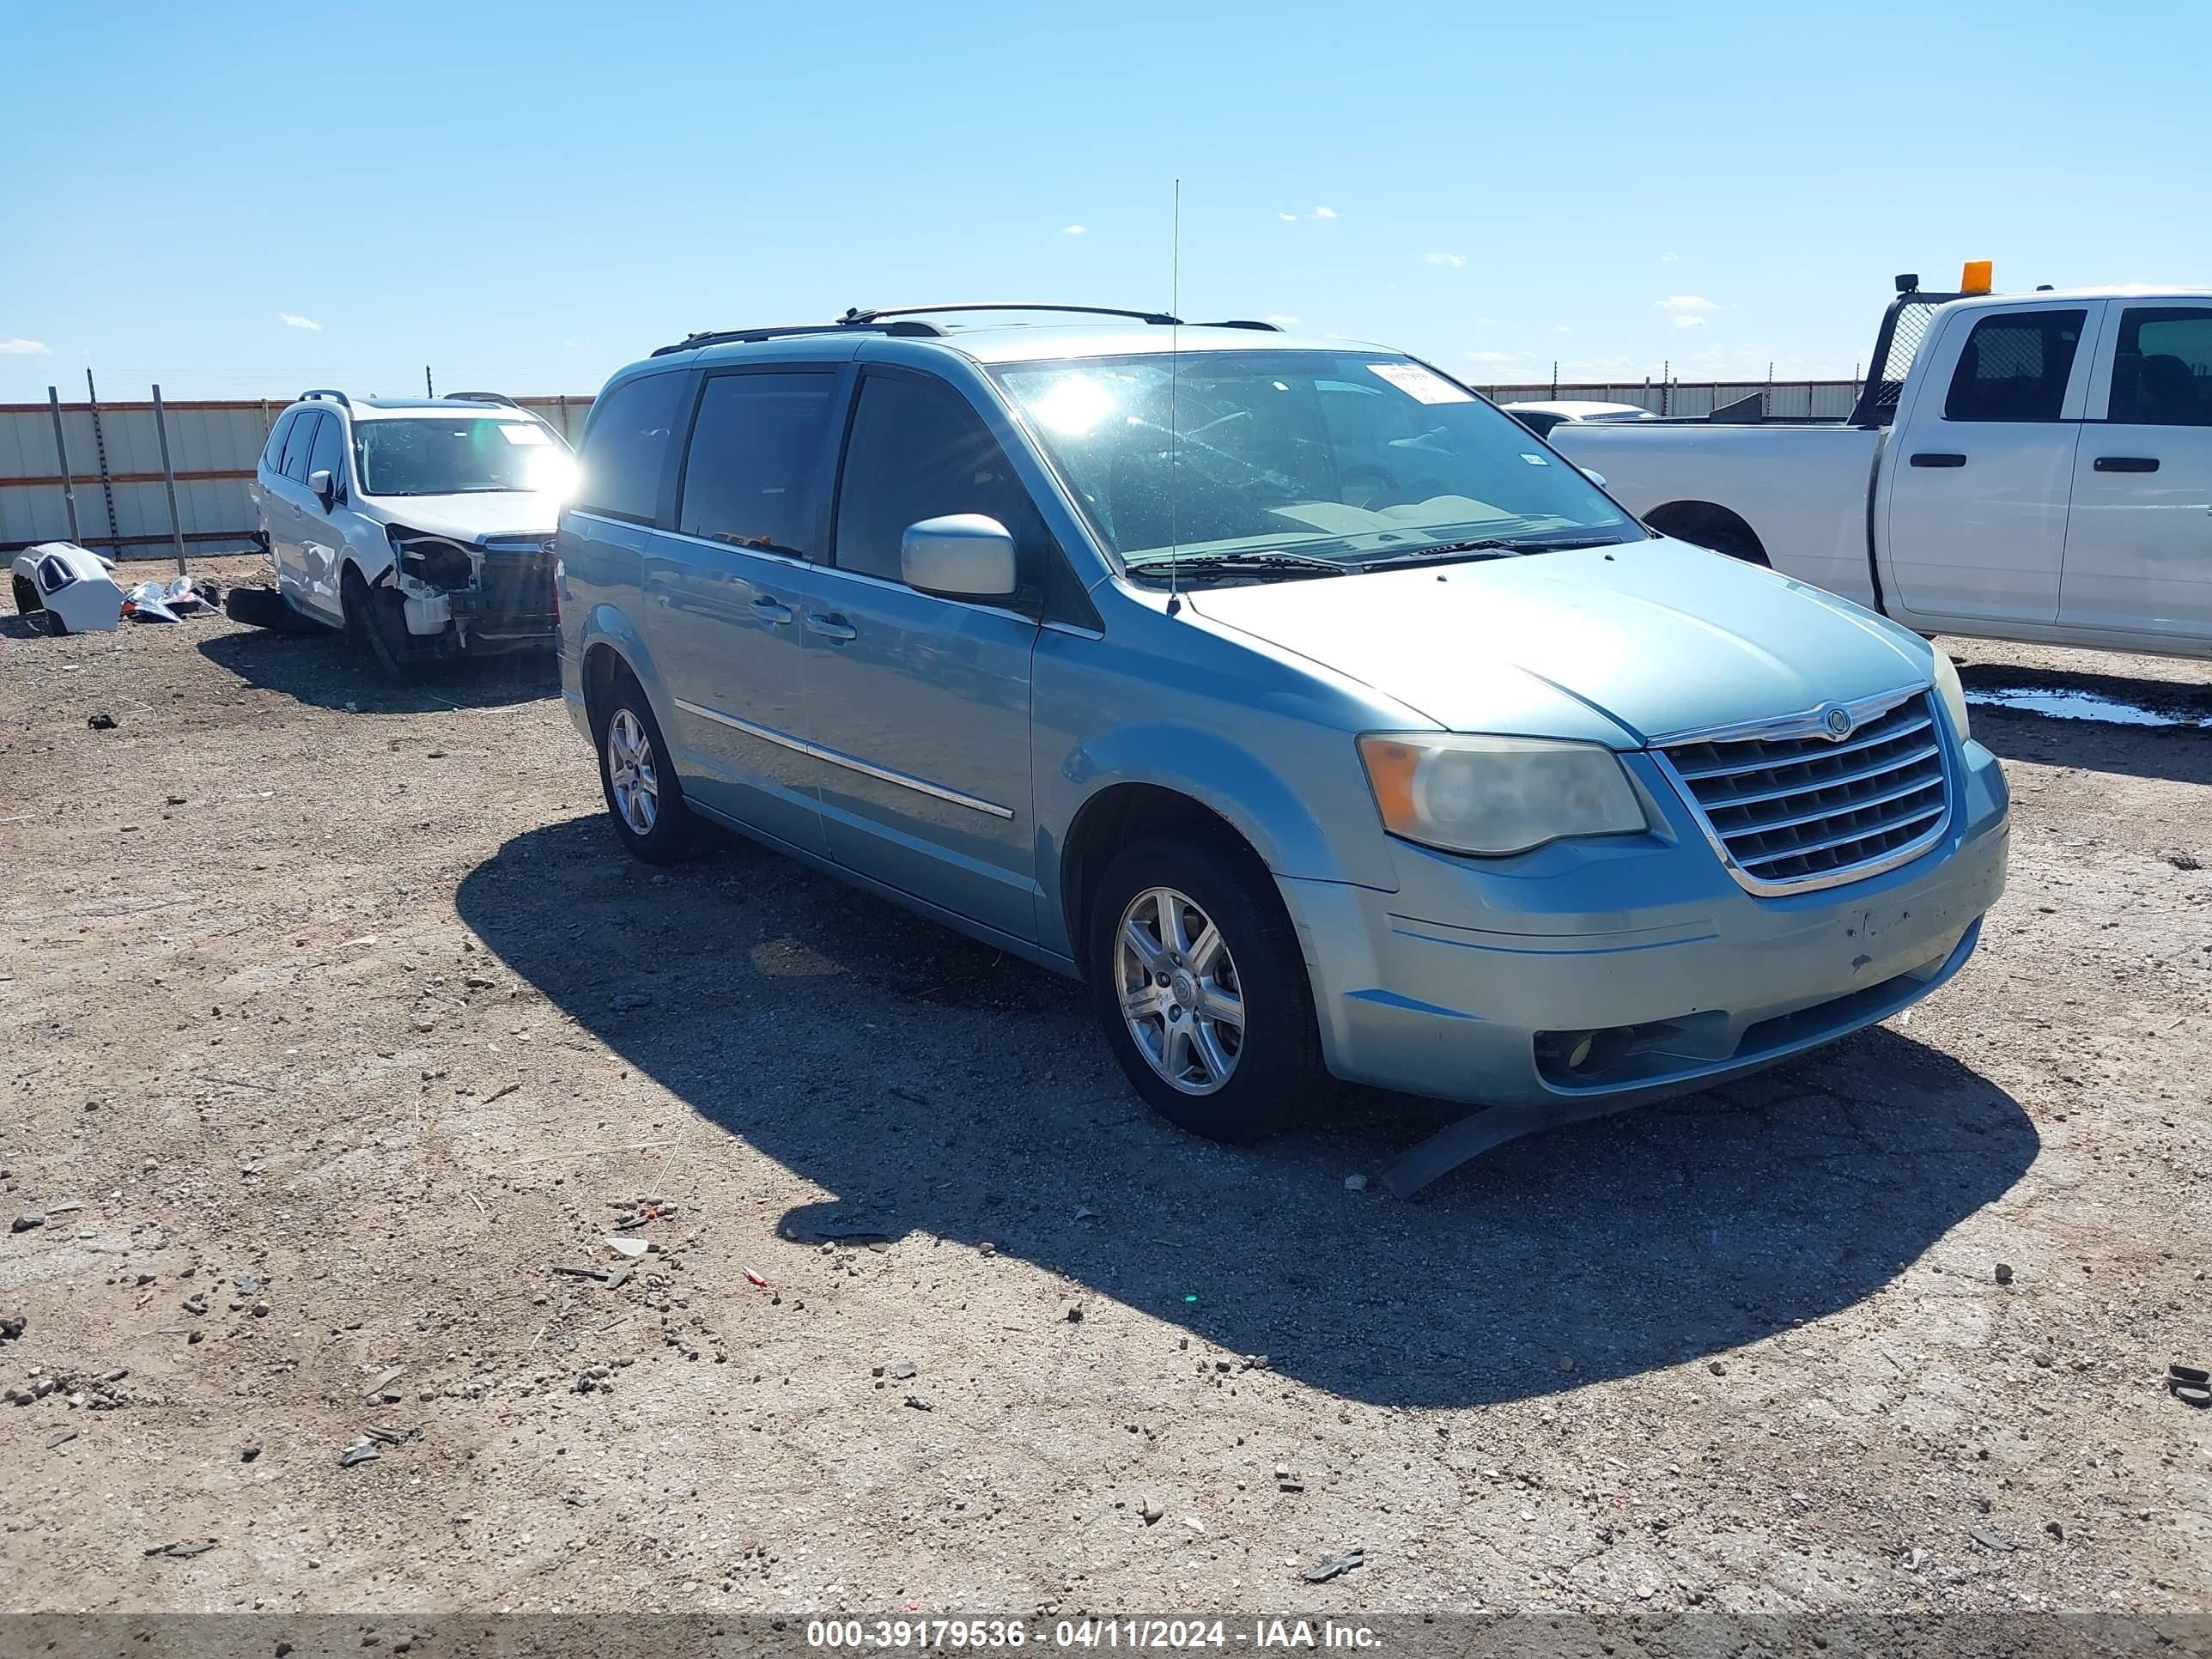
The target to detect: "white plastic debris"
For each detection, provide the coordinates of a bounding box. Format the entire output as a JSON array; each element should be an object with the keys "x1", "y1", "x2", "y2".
[{"x1": 9, "y1": 543, "x2": 124, "y2": 635}]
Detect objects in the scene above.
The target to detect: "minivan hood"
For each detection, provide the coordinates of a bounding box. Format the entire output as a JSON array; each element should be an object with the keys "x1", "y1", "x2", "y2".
[
  {"x1": 1182, "y1": 537, "x2": 1930, "y2": 745},
  {"x1": 372, "y1": 492, "x2": 562, "y2": 541}
]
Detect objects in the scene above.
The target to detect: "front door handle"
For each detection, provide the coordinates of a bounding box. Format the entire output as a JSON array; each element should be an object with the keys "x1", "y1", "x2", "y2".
[
  {"x1": 750, "y1": 596, "x2": 793, "y2": 624},
  {"x1": 2093, "y1": 455, "x2": 2160, "y2": 473},
  {"x1": 1909, "y1": 453, "x2": 1967, "y2": 468},
  {"x1": 805, "y1": 611, "x2": 859, "y2": 642}
]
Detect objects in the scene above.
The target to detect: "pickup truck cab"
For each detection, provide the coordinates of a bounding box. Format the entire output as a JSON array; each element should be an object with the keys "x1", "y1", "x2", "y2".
[
  {"x1": 1549, "y1": 276, "x2": 2212, "y2": 659},
  {"x1": 559, "y1": 304, "x2": 2009, "y2": 1161}
]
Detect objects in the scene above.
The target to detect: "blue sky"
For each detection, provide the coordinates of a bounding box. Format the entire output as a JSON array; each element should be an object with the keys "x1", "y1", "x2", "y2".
[{"x1": 3, "y1": 0, "x2": 2207, "y2": 402}]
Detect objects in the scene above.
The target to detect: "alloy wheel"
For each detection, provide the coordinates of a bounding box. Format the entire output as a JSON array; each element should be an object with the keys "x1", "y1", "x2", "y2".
[
  {"x1": 605, "y1": 708, "x2": 659, "y2": 836},
  {"x1": 1115, "y1": 885, "x2": 1245, "y2": 1095}
]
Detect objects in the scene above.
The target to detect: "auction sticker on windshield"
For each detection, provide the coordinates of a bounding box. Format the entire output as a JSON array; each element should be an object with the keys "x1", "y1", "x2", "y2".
[
  {"x1": 497, "y1": 422, "x2": 552, "y2": 445},
  {"x1": 1366, "y1": 362, "x2": 1473, "y2": 404}
]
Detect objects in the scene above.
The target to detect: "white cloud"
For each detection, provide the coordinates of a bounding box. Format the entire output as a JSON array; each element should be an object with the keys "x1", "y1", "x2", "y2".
[
  {"x1": 1661, "y1": 251, "x2": 1681, "y2": 264},
  {"x1": 1656, "y1": 295, "x2": 1718, "y2": 314},
  {"x1": 1672, "y1": 314, "x2": 1708, "y2": 330},
  {"x1": 1264, "y1": 314, "x2": 1301, "y2": 327},
  {"x1": 279, "y1": 313, "x2": 323, "y2": 331},
  {"x1": 1278, "y1": 211, "x2": 1298, "y2": 222},
  {"x1": 1553, "y1": 325, "x2": 1573, "y2": 335},
  {"x1": 1311, "y1": 206, "x2": 1337, "y2": 219},
  {"x1": 0, "y1": 337, "x2": 52, "y2": 356},
  {"x1": 1425, "y1": 252, "x2": 1466, "y2": 268},
  {"x1": 1060, "y1": 223, "x2": 1085, "y2": 235}
]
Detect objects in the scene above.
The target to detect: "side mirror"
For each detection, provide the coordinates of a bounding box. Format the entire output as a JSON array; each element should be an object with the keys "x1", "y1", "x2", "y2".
[
  {"x1": 309, "y1": 469, "x2": 337, "y2": 511},
  {"x1": 901, "y1": 514, "x2": 1018, "y2": 603},
  {"x1": 1579, "y1": 467, "x2": 1607, "y2": 489}
]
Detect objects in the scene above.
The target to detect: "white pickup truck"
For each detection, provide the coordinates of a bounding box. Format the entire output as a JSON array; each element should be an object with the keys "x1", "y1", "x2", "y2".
[{"x1": 1548, "y1": 276, "x2": 2212, "y2": 659}]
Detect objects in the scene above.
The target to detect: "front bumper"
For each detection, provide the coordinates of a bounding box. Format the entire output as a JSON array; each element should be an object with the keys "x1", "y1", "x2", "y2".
[{"x1": 1280, "y1": 736, "x2": 2009, "y2": 1108}]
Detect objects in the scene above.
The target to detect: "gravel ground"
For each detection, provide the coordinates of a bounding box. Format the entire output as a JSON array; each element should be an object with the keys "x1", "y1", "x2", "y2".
[{"x1": 1, "y1": 556, "x2": 2207, "y2": 1618}]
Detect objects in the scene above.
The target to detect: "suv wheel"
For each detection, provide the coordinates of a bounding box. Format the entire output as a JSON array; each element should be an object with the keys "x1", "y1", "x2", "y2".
[
  {"x1": 341, "y1": 567, "x2": 410, "y2": 680},
  {"x1": 1086, "y1": 834, "x2": 1327, "y2": 1143},
  {"x1": 594, "y1": 673, "x2": 698, "y2": 864}
]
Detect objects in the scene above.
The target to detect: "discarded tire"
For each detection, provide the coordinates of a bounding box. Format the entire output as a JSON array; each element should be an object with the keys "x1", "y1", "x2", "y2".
[{"x1": 225, "y1": 584, "x2": 297, "y2": 630}]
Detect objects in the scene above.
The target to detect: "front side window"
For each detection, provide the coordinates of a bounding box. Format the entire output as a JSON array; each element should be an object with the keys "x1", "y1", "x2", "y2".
[
  {"x1": 2109, "y1": 307, "x2": 2212, "y2": 427},
  {"x1": 1942, "y1": 309, "x2": 2086, "y2": 422},
  {"x1": 307, "y1": 410, "x2": 346, "y2": 486},
  {"x1": 280, "y1": 411, "x2": 321, "y2": 483},
  {"x1": 678, "y1": 372, "x2": 837, "y2": 555},
  {"x1": 834, "y1": 374, "x2": 1043, "y2": 583},
  {"x1": 574, "y1": 373, "x2": 684, "y2": 521},
  {"x1": 355, "y1": 416, "x2": 574, "y2": 498},
  {"x1": 989, "y1": 350, "x2": 1643, "y2": 572}
]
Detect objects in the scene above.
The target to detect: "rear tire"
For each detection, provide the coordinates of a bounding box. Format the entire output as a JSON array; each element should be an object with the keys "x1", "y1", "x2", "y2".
[
  {"x1": 592, "y1": 671, "x2": 699, "y2": 864},
  {"x1": 1086, "y1": 833, "x2": 1328, "y2": 1143}
]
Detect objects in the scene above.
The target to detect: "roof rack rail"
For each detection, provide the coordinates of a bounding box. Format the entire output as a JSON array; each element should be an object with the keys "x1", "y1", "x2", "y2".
[
  {"x1": 649, "y1": 319, "x2": 948, "y2": 358},
  {"x1": 299, "y1": 388, "x2": 351, "y2": 408},
  {"x1": 840, "y1": 302, "x2": 1182, "y2": 327},
  {"x1": 442, "y1": 391, "x2": 523, "y2": 409},
  {"x1": 1194, "y1": 319, "x2": 1282, "y2": 331}
]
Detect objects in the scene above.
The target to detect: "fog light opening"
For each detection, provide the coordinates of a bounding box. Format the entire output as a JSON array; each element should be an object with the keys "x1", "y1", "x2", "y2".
[{"x1": 1536, "y1": 1025, "x2": 1638, "y2": 1079}]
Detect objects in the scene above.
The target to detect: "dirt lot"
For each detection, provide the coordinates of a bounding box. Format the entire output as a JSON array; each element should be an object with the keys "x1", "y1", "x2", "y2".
[{"x1": 2, "y1": 555, "x2": 2208, "y2": 1619}]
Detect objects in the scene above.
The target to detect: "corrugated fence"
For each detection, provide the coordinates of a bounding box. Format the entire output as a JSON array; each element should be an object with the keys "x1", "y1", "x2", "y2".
[
  {"x1": 3, "y1": 379, "x2": 1863, "y2": 560},
  {"x1": 0, "y1": 393, "x2": 596, "y2": 559}
]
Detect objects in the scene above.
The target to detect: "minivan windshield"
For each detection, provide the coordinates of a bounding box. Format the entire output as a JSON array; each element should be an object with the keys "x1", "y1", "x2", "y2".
[
  {"x1": 353, "y1": 416, "x2": 577, "y2": 498},
  {"x1": 990, "y1": 350, "x2": 1646, "y2": 574}
]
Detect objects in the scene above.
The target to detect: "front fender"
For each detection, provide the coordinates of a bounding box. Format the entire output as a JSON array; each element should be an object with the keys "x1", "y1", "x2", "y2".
[{"x1": 1040, "y1": 719, "x2": 1394, "y2": 957}]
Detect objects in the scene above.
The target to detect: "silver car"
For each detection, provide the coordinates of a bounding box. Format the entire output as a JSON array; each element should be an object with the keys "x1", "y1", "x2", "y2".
[{"x1": 556, "y1": 305, "x2": 2009, "y2": 1158}]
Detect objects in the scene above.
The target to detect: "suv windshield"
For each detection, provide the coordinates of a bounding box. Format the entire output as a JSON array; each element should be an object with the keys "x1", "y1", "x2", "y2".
[
  {"x1": 991, "y1": 350, "x2": 1646, "y2": 573},
  {"x1": 353, "y1": 416, "x2": 576, "y2": 497}
]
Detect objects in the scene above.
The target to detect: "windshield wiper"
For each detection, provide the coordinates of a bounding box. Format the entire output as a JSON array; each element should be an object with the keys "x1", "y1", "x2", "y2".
[
  {"x1": 1358, "y1": 534, "x2": 1630, "y2": 570},
  {"x1": 1353, "y1": 538, "x2": 1524, "y2": 568},
  {"x1": 1126, "y1": 550, "x2": 1351, "y2": 581}
]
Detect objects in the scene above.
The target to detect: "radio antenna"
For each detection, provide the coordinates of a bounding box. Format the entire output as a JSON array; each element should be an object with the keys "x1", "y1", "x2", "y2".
[{"x1": 1165, "y1": 179, "x2": 1183, "y2": 617}]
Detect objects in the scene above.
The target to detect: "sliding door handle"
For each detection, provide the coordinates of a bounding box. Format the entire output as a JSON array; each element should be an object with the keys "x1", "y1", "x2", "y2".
[
  {"x1": 2093, "y1": 455, "x2": 2160, "y2": 473},
  {"x1": 749, "y1": 596, "x2": 793, "y2": 624},
  {"x1": 805, "y1": 612, "x2": 860, "y2": 642},
  {"x1": 1909, "y1": 453, "x2": 1967, "y2": 468}
]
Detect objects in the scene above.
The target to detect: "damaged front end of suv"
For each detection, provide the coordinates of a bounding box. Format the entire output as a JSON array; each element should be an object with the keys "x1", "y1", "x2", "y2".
[{"x1": 376, "y1": 526, "x2": 560, "y2": 661}]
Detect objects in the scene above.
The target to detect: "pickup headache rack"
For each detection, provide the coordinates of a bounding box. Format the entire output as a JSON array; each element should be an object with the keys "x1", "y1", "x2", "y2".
[{"x1": 1848, "y1": 275, "x2": 1968, "y2": 428}]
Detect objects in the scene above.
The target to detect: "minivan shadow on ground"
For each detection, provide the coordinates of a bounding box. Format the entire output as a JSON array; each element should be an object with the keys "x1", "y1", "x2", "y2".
[
  {"x1": 198, "y1": 626, "x2": 557, "y2": 713},
  {"x1": 457, "y1": 816, "x2": 2038, "y2": 1409}
]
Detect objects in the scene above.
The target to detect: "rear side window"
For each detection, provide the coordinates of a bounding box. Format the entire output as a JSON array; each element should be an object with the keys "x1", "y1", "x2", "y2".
[
  {"x1": 2109, "y1": 307, "x2": 2212, "y2": 427},
  {"x1": 261, "y1": 410, "x2": 299, "y2": 472},
  {"x1": 678, "y1": 372, "x2": 837, "y2": 555},
  {"x1": 280, "y1": 411, "x2": 323, "y2": 482},
  {"x1": 575, "y1": 373, "x2": 684, "y2": 522},
  {"x1": 307, "y1": 411, "x2": 346, "y2": 483},
  {"x1": 833, "y1": 374, "x2": 1042, "y2": 584},
  {"x1": 1943, "y1": 309, "x2": 2086, "y2": 422}
]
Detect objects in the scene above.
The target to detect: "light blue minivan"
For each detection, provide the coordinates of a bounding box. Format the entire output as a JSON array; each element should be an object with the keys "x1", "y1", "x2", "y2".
[{"x1": 556, "y1": 304, "x2": 2008, "y2": 1157}]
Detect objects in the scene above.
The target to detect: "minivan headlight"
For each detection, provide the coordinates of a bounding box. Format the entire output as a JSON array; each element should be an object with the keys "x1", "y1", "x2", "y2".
[
  {"x1": 1929, "y1": 649, "x2": 1971, "y2": 740},
  {"x1": 1357, "y1": 733, "x2": 1649, "y2": 857}
]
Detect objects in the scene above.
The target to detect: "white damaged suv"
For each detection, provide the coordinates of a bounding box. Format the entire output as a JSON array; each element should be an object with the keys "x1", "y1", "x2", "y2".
[{"x1": 240, "y1": 390, "x2": 576, "y2": 674}]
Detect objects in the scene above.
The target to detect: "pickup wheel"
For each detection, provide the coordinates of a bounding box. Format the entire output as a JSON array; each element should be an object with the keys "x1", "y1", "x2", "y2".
[
  {"x1": 593, "y1": 672, "x2": 700, "y2": 865},
  {"x1": 1087, "y1": 834, "x2": 1328, "y2": 1144}
]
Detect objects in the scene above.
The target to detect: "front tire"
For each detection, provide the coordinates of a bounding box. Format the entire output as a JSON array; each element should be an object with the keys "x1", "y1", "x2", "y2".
[
  {"x1": 342, "y1": 567, "x2": 412, "y2": 680},
  {"x1": 593, "y1": 673, "x2": 698, "y2": 864},
  {"x1": 1086, "y1": 834, "x2": 1328, "y2": 1143}
]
